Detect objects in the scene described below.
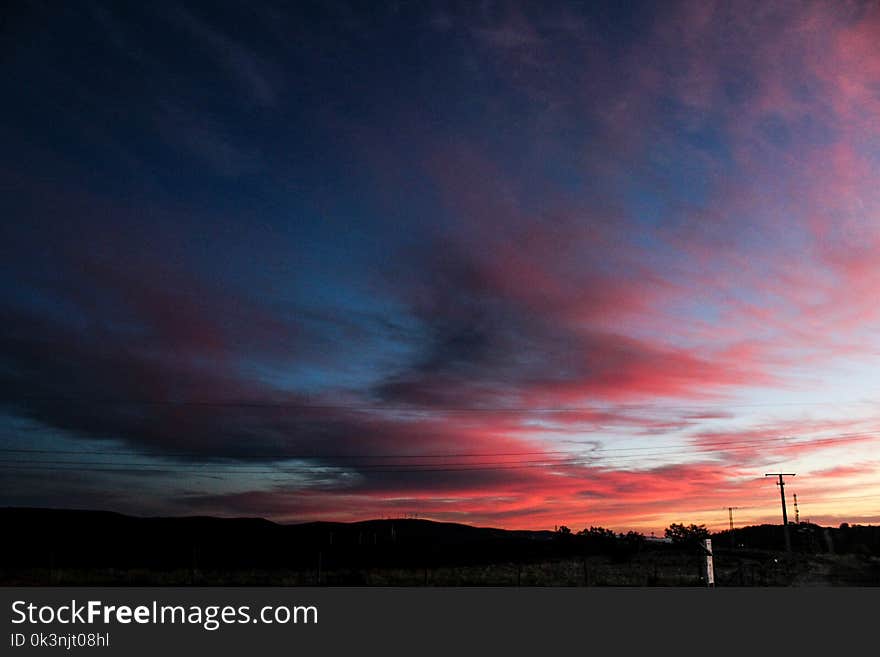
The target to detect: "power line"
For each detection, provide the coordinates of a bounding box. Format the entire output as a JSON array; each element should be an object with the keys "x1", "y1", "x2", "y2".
[
  {"x1": 0, "y1": 439, "x2": 868, "y2": 475},
  {"x1": 0, "y1": 435, "x2": 874, "y2": 476},
  {"x1": 4, "y1": 395, "x2": 878, "y2": 412},
  {"x1": 793, "y1": 493, "x2": 880, "y2": 504},
  {"x1": 0, "y1": 456, "x2": 594, "y2": 470},
  {"x1": 0, "y1": 445, "x2": 582, "y2": 459},
  {"x1": 0, "y1": 461, "x2": 596, "y2": 475},
  {"x1": 1, "y1": 433, "x2": 876, "y2": 476},
  {"x1": 0, "y1": 429, "x2": 874, "y2": 461}
]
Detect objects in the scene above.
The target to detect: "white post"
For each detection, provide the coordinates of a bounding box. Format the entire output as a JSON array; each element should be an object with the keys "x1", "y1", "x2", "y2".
[{"x1": 704, "y1": 538, "x2": 715, "y2": 587}]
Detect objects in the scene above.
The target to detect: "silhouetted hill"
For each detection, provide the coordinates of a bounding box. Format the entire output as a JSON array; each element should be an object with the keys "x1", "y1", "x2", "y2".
[
  {"x1": 0, "y1": 507, "x2": 563, "y2": 575},
  {"x1": 293, "y1": 517, "x2": 554, "y2": 545},
  {"x1": 2, "y1": 508, "x2": 877, "y2": 586}
]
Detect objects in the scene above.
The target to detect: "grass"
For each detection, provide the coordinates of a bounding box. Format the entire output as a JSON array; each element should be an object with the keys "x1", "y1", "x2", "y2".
[{"x1": 5, "y1": 550, "x2": 878, "y2": 586}]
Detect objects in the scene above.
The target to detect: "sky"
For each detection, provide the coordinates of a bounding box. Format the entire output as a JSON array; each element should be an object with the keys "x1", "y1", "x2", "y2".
[{"x1": 2, "y1": 0, "x2": 880, "y2": 534}]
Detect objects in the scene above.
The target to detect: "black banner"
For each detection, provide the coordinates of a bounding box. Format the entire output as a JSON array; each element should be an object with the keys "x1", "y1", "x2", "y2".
[{"x1": 1, "y1": 587, "x2": 872, "y2": 655}]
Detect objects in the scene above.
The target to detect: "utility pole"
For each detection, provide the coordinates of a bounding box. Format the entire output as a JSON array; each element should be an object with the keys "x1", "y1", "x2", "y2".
[
  {"x1": 793, "y1": 494, "x2": 799, "y2": 524},
  {"x1": 765, "y1": 473, "x2": 796, "y2": 553},
  {"x1": 726, "y1": 507, "x2": 741, "y2": 549}
]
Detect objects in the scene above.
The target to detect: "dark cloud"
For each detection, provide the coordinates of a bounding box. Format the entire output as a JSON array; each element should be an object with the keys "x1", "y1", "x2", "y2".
[{"x1": 373, "y1": 234, "x2": 763, "y2": 409}]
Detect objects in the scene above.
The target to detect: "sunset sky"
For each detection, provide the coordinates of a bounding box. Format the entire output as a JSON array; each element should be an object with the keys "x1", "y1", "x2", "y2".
[{"x1": 2, "y1": 0, "x2": 879, "y2": 534}]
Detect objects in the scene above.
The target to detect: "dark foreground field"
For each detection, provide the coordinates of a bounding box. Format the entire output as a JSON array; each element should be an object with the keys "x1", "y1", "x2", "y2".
[{"x1": 2, "y1": 508, "x2": 878, "y2": 586}]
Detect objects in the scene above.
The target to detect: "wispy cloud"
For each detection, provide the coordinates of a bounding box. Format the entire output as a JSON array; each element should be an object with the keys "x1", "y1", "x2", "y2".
[
  {"x1": 154, "y1": 100, "x2": 263, "y2": 177},
  {"x1": 167, "y1": 4, "x2": 279, "y2": 107}
]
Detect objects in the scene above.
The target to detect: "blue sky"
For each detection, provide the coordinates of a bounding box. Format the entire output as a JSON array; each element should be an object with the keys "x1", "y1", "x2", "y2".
[{"x1": 2, "y1": 1, "x2": 880, "y2": 532}]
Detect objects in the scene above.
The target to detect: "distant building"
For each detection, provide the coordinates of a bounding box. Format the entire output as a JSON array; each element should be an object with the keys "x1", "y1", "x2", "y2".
[{"x1": 645, "y1": 535, "x2": 673, "y2": 544}]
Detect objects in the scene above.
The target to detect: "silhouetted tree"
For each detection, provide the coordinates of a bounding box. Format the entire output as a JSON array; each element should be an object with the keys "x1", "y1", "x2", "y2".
[
  {"x1": 578, "y1": 526, "x2": 615, "y2": 539},
  {"x1": 664, "y1": 523, "x2": 710, "y2": 545}
]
